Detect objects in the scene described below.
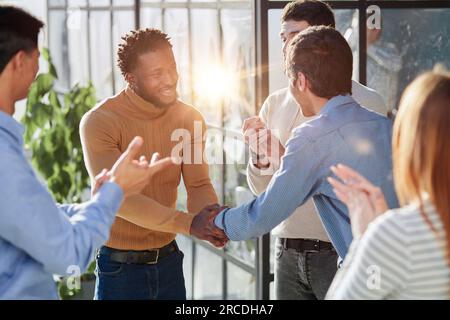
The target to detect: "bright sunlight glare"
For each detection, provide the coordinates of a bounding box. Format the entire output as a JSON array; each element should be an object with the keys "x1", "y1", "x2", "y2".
[{"x1": 194, "y1": 64, "x2": 238, "y2": 102}]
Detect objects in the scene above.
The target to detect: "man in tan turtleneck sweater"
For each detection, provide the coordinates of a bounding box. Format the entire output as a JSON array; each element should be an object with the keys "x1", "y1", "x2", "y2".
[{"x1": 80, "y1": 28, "x2": 225, "y2": 300}]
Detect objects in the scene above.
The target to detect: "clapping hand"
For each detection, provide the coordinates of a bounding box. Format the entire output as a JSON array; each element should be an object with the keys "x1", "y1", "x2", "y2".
[
  {"x1": 91, "y1": 169, "x2": 110, "y2": 197},
  {"x1": 92, "y1": 136, "x2": 176, "y2": 198}
]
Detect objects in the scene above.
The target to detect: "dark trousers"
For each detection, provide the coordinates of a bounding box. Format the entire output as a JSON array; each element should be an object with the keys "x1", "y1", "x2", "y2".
[
  {"x1": 274, "y1": 238, "x2": 338, "y2": 300},
  {"x1": 94, "y1": 246, "x2": 186, "y2": 300}
]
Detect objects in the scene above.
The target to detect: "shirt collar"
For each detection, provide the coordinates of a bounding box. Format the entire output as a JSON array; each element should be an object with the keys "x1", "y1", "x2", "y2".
[
  {"x1": 0, "y1": 110, "x2": 25, "y2": 146},
  {"x1": 318, "y1": 95, "x2": 355, "y2": 116}
]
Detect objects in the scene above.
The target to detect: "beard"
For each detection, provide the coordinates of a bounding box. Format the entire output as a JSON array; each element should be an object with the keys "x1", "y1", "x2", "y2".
[
  {"x1": 134, "y1": 85, "x2": 178, "y2": 109},
  {"x1": 145, "y1": 93, "x2": 178, "y2": 109}
]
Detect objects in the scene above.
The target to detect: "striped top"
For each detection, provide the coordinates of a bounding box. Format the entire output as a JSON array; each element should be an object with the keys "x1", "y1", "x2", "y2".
[{"x1": 327, "y1": 201, "x2": 450, "y2": 299}]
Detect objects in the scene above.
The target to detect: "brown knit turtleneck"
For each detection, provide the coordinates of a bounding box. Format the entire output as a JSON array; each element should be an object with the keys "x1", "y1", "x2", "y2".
[{"x1": 80, "y1": 86, "x2": 218, "y2": 250}]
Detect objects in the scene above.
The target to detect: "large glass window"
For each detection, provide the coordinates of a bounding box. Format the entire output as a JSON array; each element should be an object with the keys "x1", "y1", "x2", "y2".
[
  {"x1": 47, "y1": 0, "x2": 138, "y2": 95},
  {"x1": 365, "y1": 8, "x2": 450, "y2": 111},
  {"x1": 47, "y1": 0, "x2": 258, "y2": 300},
  {"x1": 42, "y1": 0, "x2": 450, "y2": 300}
]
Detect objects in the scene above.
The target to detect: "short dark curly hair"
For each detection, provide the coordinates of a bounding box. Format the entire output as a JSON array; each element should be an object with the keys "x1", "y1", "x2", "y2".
[{"x1": 117, "y1": 28, "x2": 172, "y2": 77}]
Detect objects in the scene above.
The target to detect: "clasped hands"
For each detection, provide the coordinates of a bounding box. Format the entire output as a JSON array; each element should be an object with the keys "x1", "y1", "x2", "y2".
[
  {"x1": 242, "y1": 116, "x2": 285, "y2": 169},
  {"x1": 190, "y1": 204, "x2": 229, "y2": 248},
  {"x1": 187, "y1": 115, "x2": 289, "y2": 248}
]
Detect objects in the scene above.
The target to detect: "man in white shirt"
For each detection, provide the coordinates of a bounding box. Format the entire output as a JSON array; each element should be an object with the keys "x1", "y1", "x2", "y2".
[{"x1": 243, "y1": 0, "x2": 387, "y2": 300}]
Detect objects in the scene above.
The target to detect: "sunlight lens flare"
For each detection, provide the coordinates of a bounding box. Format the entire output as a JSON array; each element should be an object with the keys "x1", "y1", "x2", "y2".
[{"x1": 194, "y1": 64, "x2": 237, "y2": 102}]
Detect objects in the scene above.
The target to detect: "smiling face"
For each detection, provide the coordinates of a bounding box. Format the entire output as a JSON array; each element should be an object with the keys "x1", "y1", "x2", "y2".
[
  {"x1": 128, "y1": 45, "x2": 179, "y2": 109},
  {"x1": 280, "y1": 19, "x2": 311, "y2": 59}
]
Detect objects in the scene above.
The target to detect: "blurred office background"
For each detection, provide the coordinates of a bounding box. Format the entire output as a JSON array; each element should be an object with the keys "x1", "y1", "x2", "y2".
[{"x1": 2, "y1": 0, "x2": 449, "y2": 299}]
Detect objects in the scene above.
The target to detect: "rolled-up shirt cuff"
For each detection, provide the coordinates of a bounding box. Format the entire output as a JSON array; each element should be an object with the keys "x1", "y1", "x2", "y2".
[
  {"x1": 93, "y1": 181, "x2": 124, "y2": 214},
  {"x1": 249, "y1": 154, "x2": 279, "y2": 176},
  {"x1": 214, "y1": 208, "x2": 230, "y2": 232}
]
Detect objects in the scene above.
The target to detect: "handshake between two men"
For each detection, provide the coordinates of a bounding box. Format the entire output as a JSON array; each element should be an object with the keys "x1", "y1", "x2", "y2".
[
  {"x1": 189, "y1": 116, "x2": 286, "y2": 247},
  {"x1": 91, "y1": 115, "x2": 284, "y2": 249}
]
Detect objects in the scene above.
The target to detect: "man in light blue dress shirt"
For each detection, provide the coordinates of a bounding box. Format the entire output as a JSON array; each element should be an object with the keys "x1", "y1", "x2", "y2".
[
  {"x1": 0, "y1": 6, "x2": 173, "y2": 299},
  {"x1": 213, "y1": 26, "x2": 399, "y2": 260}
]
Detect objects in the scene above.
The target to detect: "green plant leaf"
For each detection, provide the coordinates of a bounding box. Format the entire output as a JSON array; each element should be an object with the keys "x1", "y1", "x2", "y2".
[
  {"x1": 42, "y1": 48, "x2": 58, "y2": 79},
  {"x1": 48, "y1": 90, "x2": 62, "y2": 111},
  {"x1": 41, "y1": 47, "x2": 50, "y2": 61},
  {"x1": 30, "y1": 102, "x2": 51, "y2": 128},
  {"x1": 35, "y1": 74, "x2": 54, "y2": 96},
  {"x1": 24, "y1": 48, "x2": 96, "y2": 204},
  {"x1": 26, "y1": 83, "x2": 40, "y2": 108}
]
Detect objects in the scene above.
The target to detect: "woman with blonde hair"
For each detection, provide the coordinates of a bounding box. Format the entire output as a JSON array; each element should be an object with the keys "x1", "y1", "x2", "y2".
[{"x1": 326, "y1": 68, "x2": 450, "y2": 299}]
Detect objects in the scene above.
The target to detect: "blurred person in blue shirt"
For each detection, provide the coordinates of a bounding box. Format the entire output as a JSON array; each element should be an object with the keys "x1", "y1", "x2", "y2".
[
  {"x1": 209, "y1": 26, "x2": 399, "y2": 260},
  {"x1": 0, "y1": 5, "x2": 173, "y2": 299}
]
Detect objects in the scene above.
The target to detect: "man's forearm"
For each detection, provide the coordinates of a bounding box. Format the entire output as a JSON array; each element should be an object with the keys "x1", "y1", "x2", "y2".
[
  {"x1": 117, "y1": 194, "x2": 196, "y2": 235},
  {"x1": 186, "y1": 183, "x2": 219, "y2": 214},
  {"x1": 213, "y1": 203, "x2": 270, "y2": 241}
]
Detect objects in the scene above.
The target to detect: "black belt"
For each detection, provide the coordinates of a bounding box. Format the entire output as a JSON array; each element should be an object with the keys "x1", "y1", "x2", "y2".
[
  {"x1": 281, "y1": 238, "x2": 334, "y2": 252},
  {"x1": 98, "y1": 241, "x2": 179, "y2": 265}
]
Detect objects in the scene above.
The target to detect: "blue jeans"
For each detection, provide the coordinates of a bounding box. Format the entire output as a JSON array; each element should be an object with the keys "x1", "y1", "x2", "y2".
[
  {"x1": 274, "y1": 238, "x2": 338, "y2": 300},
  {"x1": 94, "y1": 246, "x2": 186, "y2": 300}
]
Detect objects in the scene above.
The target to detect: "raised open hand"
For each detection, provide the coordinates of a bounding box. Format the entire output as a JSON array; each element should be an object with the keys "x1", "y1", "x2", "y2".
[{"x1": 93, "y1": 137, "x2": 176, "y2": 198}]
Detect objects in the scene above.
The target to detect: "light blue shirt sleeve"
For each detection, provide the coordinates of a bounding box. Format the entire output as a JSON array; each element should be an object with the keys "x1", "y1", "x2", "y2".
[
  {"x1": 57, "y1": 204, "x2": 85, "y2": 218},
  {"x1": 214, "y1": 133, "x2": 322, "y2": 240},
  {"x1": 214, "y1": 96, "x2": 396, "y2": 259},
  {"x1": 0, "y1": 145, "x2": 124, "y2": 276}
]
